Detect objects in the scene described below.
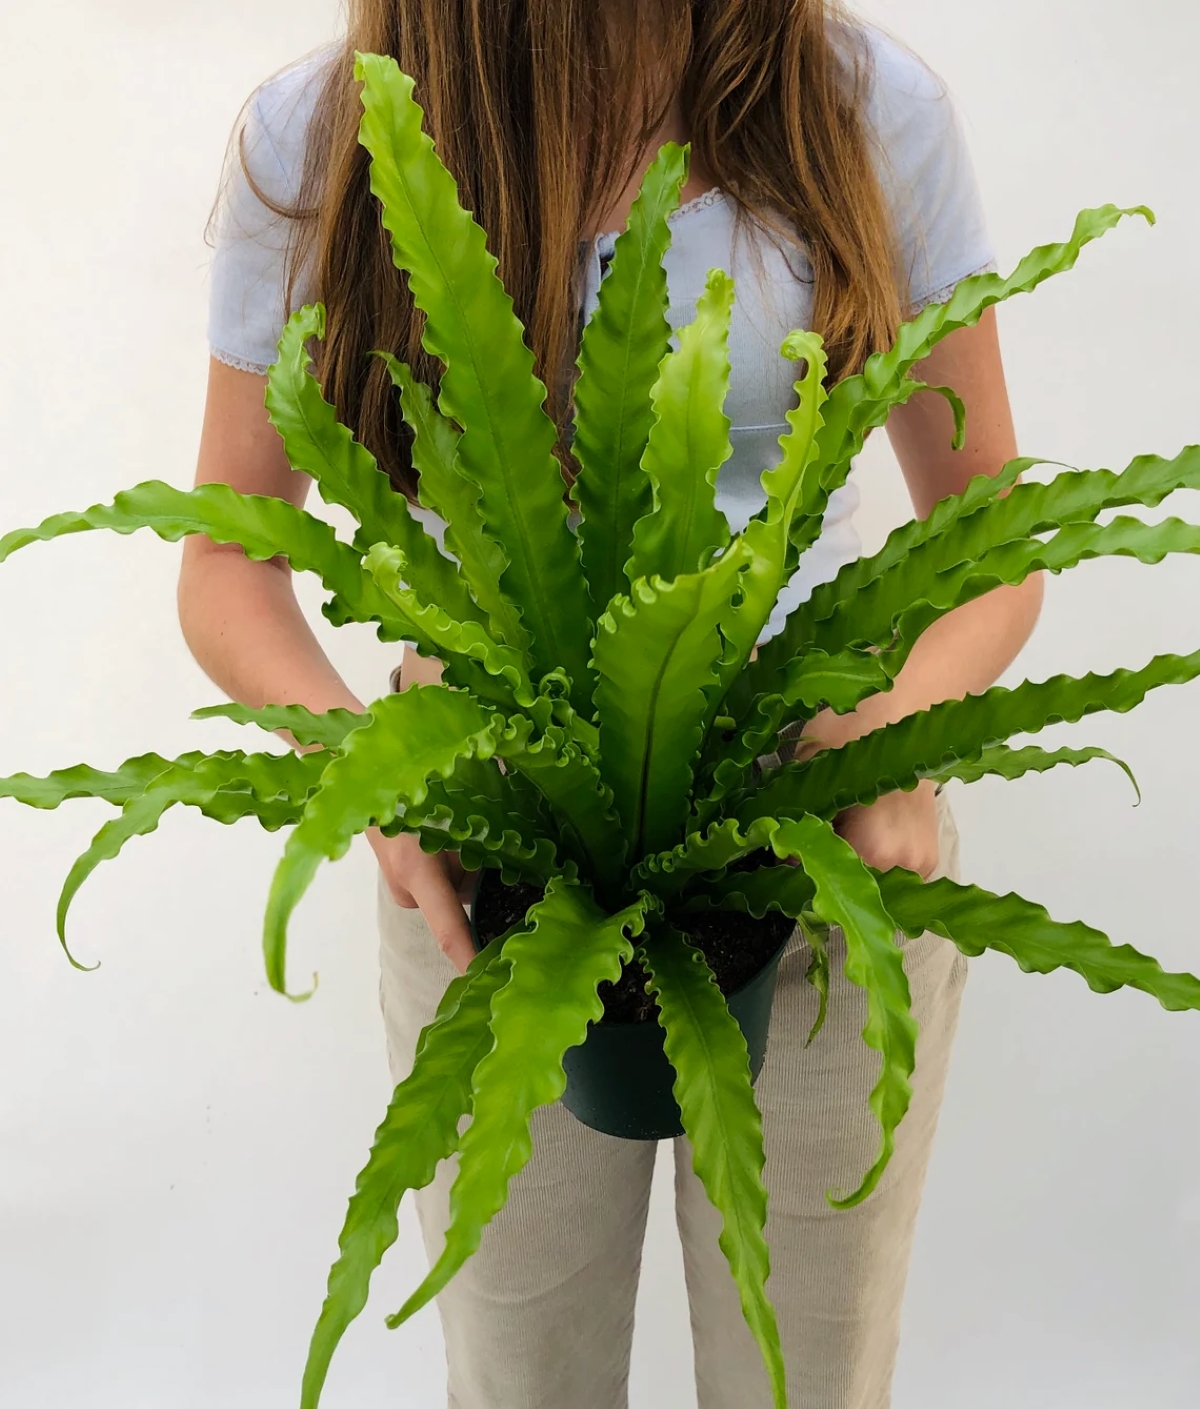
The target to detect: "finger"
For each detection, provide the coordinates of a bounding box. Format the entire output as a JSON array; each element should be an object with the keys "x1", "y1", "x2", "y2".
[{"x1": 413, "y1": 873, "x2": 477, "y2": 975}]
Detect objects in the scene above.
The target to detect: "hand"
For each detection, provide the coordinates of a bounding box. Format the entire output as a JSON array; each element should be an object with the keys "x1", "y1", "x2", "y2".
[
  {"x1": 834, "y1": 779, "x2": 940, "y2": 880},
  {"x1": 368, "y1": 828, "x2": 479, "y2": 974}
]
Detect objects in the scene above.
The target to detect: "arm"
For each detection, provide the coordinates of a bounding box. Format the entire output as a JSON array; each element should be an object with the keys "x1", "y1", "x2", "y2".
[
  {"x1": 800, "y1": 307, "x2": 1044, "y2": 875},
  {"x1": 178, "y1": 359, "x2": 477, "y2": 970}
]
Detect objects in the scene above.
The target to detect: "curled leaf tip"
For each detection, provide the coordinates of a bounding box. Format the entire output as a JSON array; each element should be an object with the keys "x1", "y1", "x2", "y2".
[
  {"x1": 63, "y1": 945, "x2": 101, "y2": 975},
  {"x1": 56, "y1": 902, "x2": 100, "y2": 972},
  {"x1": 286, "y1": 972, "x2": 320, "y2": 1004},
  {"x1": 780, "y1": 328, "x2": 825, "y2": 361}
]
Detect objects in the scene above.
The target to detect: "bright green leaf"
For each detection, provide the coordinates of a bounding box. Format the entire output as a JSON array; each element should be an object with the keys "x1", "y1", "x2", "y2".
[
  {"x1": 376, "y1": 352, "x2": 526, "y2": 650},
  {"x1": 640, "y1": 927, "x2": 786, "y2": 1408},
  {"x1": 877, "y1": 870, "x2": 1200, "y2": 1009},
  {"x1": 263, "y1": 686, "x2": 501, "y2": 997},
  {"x1": 572, "y1": 142, "x2": 689, "y2": 613},
  {"x1": 769, "y1": 816, "x2": 915, "y2": 1210},
  {"x1": 627, "y1": 267, "x2": 734, "y2": 583},
  {"x1": 387, "y1": 879, "x2": 651, "y2": 1326},
  {"x1": 301, "y1": 936, "x2": 511, "y2": 1409},
  {"x1": 355, "y1": 53, "x2": 593, "y2": 703}
]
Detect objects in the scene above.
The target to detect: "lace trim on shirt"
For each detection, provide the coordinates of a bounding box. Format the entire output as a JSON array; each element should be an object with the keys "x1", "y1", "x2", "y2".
[
  {"x1": 584, "y1": 186, "x2": 726, "y2": 248},
  {"x1": 211, "y1": 344, "x2": 271, "y2": 376},
  {"x1": 908, "y1": 258, "x2": 999, "y2": 315},
  {"x1": 668, "y1": 186, "x2": 724, "y2": 224}
]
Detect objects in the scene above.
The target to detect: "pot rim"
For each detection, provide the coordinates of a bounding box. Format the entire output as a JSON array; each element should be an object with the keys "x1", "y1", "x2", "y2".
[{"x1": 467, "y1": 865, "x2": 795, "y2": 1023}]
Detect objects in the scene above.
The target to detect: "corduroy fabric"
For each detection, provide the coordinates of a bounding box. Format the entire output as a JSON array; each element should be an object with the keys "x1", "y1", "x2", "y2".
[{"x1": 377, "y1": 792, "x2": 967, "y2": 1408}]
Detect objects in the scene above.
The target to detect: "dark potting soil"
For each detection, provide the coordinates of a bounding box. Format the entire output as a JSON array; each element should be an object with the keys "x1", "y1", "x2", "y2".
[{"x1": 473, "y1": 858, "x2": 794, "y2": 1025}]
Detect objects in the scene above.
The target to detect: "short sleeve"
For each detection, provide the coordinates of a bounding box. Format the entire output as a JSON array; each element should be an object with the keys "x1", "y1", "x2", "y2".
[
  {"x1": 858, "y1": 26, "x2": 997, "y2": 313},
  {"x1": 207, "y1": 57, "x2": 326, "y2": 374}
]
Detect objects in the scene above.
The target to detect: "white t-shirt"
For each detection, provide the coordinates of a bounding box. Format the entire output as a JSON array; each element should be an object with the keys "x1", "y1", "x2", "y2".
[{"x1": 208, "y1": 23, "x2": 996, "y2": 642}]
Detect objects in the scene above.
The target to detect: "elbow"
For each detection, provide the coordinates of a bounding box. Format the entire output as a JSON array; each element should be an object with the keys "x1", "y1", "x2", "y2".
[
  {"x1": 176, "y1": 538, "x2": 288, "y2": 657},
  {"x1": 1022, "y1": 569, "x2": 1046, "y2": 626},
  {"x1": 177, "y1": 539, "x2": 222, "y2": 662}
]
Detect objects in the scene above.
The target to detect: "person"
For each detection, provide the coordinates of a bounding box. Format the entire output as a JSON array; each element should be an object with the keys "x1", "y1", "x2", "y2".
[{"x1": 182, "y1": 3, "x2": 1043, "y2": 1405}]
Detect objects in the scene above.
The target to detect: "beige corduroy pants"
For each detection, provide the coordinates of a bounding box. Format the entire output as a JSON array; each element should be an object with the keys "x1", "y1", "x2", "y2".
[{"x1": 377, "y1": 792, "x2": 967, "y2": 1409}]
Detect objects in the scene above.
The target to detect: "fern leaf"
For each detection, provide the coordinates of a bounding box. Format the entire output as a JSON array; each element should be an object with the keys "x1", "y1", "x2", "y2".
[
  {"x1": 790, "y1": 204, "x2": 1154, "y2": 566},
  {"x1": 640, "y1": 927, "x2": 786, "y2": 1408},
  {"x1": 191, "y1": 702, "x2": 367, "y2": 750},
  {"x1": 263, "y1": 686, "x2": 500, "y2": 997},
  {"x1": 376, "y1": 353, "x2": 526, "y2": 650},
  {"x1": 572, "y1": 142, "x2": 689, "y2": 614},
  {"x1": 300, "y1": 936, "x2": 511, "y2": 1409},
  {"x1": 934, "y1": 743, "x2": 1140, "y2": 800},
  {"x1": 877, "y1": 870, "x2": 1200, "y2": 1009},
  {"x1": 266, "y1": 305, "x2": 485, "y2": 629},
  {"x1": 355, "y1": 53, "x2": 593, "y2": 703},
  {"x1": 627, "y1": 268, "x2": 734, "y2": 583},
  {"x1": 386, "y1": 880, "x2": 651, "y2": 1326},
  {"x1": 16, "y1": 751, "x2": 326, "y2": 969},
  {"x1": 748, "y1": 648, "x2": 1200, "y2": 823},
  {"x1": 770, "y1": 816, "x2": 915, "y2": 1210},
  {"x1": 366, "y1": 543, "x2": 536, "y2": 709},
  {"x1": 494, "y1": 722, "x2": 625, "y2": 892}
]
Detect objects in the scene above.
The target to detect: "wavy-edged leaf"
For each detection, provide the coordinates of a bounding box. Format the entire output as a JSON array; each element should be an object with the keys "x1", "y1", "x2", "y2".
[
  {"x1": 749, "y1": 647, "x2": 1200, "y2": 824},
  {"x1": 890, "y1": 514, "x2": 1200, "y2": 674},
  {"x1": 0, "y1": 753, "x2": 175, "y2": 810},
  {"x1": 677, "y1": 863, "x2": 831, "y2": 1048},
  {"x1": 377, "y1": 352, "x2": 525, "y2": 650},
  {"x1": 40, "y1": 751, "x2": 325, "y2": 969},
  {"x1": 381, "y1": 750, "x2": 563, "y2": 888},
  {"x1": 535, "y1": 667, "x2": 602, "y2": 761},
  {"x1": 366, "y1": 543, "x2": 535, "y2": 710},
  {"x1": 934, "y1": 742, "x2": 1140, "y2": 800},
  {"x1": 571, "y1": 142, "x2": 689, "y2": 613},
  {"x1": 300, "y1": 935, "x2": 511, "y2": 1409},
  {"x1": 769, "y1": 816, "x2": 914, "y2": 1210},
  {"x1": 494, "y1": 722, "x2": 625, "y2": 893},
  {"x1": 680, "y1": 861, "x2": 817, "y2": 926},
  {"x1": 752, "y1": 441, "x2": 1200, "y2": 719},
  {"x1": 387, "y1": 879, "x2": 651, "y2": 1326},
  {"x1": 594, "y1": 542, "x2": 753, "y2": 859},
  {"x1": 266, "y1": 304, "x2": 484, "y2": 630},
  {"x1": 191, "y1": 702, "x2": 367, "y2": 750},
  {"x1": 263, "y1": 686, "x2": 500, "y2": 996},
  {"x1": 356, "y1": 53, "x2": 593, "y2": 703},
  {"x1": 597, "y1": 336, "x2": 830, "y2": 859},
  {"x1": 0, "y1": 479, "x2": 437, "y2": 651},
  {"x1": 639, "y1": 926, "x2": 786, "y2": 1408},
  {"x1": 626, "y1": 268, "x2": 734, "y2": 584},
  {"x1": 876, "y1": 870, "x2": 1200, "y2": 1010},
  {"x1": 391, "y1": 789, "x2": 564, "y2": 889},
  {"x1": 814, "y1": 453, "x2": 1200, "y2": 661},
  {"x1": 746, "y1": 511, "x2": 1200, "y2": 739},
  {"x1": 637, "y1": 814, "x2": 786, "y2": 894},
  {"x1": 738, "y1": 457, "x2": 1040, "y2": 709},
  {"x1": 776, "y1": 648, "x2": 892, "y2": 717},
  {"x1": 705, "y1": 331, "x2": 831, "y2": 702},
  {"x1": 788, "y1": 204, "x2": 1154, "y2": 569}
]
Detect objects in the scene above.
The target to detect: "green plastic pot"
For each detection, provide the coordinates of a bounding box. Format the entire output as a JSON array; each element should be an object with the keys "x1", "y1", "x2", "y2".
[{"x1": 469, "y1": 873, "x2": 792, "y2": 1142}]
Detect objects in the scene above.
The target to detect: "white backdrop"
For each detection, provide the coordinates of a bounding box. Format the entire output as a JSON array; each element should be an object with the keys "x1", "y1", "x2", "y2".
[{"x1": 2, "y1": 2, "x2": 1198, "y2": 1406}]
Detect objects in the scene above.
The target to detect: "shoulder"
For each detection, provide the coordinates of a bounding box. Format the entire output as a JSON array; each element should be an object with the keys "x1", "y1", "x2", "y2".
[
  {"x1": 238, "y1": 45, "x2": 341, "y2": 205},
  {"x1": 835, "y1": 21, "x2": 958, "y2": 168}
]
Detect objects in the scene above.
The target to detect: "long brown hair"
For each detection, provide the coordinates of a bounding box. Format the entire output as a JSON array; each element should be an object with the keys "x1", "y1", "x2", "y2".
[{"x1": 244, "y1": 0, "x2": 905, "y2": 501}]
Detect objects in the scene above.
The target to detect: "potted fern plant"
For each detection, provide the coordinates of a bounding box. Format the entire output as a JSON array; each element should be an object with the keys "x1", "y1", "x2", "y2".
[{"x1": 5, "y1": 51, "x2": 1200, "y2": 1409}]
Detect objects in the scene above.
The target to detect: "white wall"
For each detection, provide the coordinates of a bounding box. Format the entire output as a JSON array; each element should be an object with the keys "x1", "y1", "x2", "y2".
[{"x1": 1, "y1": 1, "x2": 1197, "y2": 1405}]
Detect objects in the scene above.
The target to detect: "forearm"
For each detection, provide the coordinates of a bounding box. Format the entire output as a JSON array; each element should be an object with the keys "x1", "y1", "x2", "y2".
[
  {"x1": 177, "y1": 545, "x2": 364, "y2": 719},
  {"x1": 803, "y1": 575, "x2": 1044, "y2": 754}
]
